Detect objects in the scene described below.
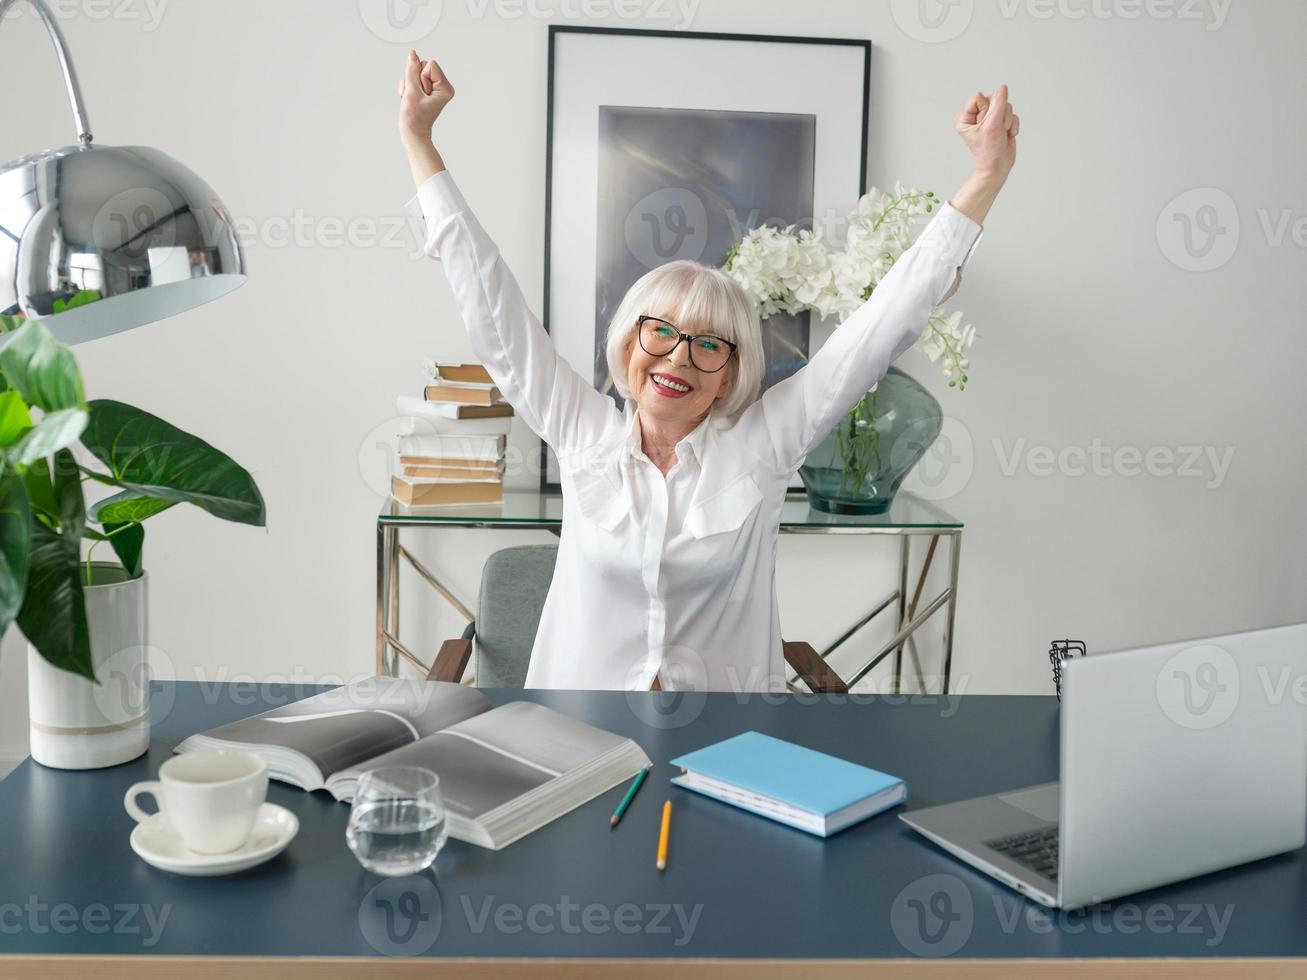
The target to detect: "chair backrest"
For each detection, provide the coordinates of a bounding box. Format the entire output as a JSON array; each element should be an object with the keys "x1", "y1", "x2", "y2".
[{"x1": 473, "y1": 543, "x2": 559, "y2": 688}]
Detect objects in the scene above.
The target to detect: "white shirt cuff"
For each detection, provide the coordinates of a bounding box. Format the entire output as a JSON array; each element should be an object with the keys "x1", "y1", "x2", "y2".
[
  {"x1": 404, "y1": 169, "x2": 467, "y2": 259},
  {"x1": 921, "y1": 200, "x2": 984, "y2": 305},
  {"x1": 934, "y1": 200, "x2": 985, "y2": 269}
]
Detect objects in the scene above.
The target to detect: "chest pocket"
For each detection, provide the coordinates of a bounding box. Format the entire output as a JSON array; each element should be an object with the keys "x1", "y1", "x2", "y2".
[
  {"x1": 569, "y1": 464, "x2": 629, "y2": 532},
  {"x1": 683, "y1": 472, "x2": 764, "y2": 540}
]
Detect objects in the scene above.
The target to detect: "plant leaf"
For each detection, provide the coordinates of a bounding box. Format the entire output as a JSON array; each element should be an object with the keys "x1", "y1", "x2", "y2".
[
  {"x1": 16, "y1": 448, "x2": 93, "y2": 680},
  {"x1": 22, "y1": 456, "x2": 57, "y2": 522},
  {"x1": 0, "y1": 319, "x2": 85, "y2": 413},
  {"x1": 80, "y1": 400, "x2": 265, "y2": 527},
  {"x1": 87, "y1": 490, "x2": 177, "y2": 525},
  {"x1": 10, "y1": 407, "x2": 87, "y2": 467},
  {"x1": 102, "y1": 521, "x2": 144, "y2": 579},
  {"x1": 0, "y1": 390, "x2": 33, "y2": 448},
  {"x1": 0, "y1": 312, "x2": 25, "y2": 352},
  {"x1": 0, "y1": 467, "x2": 31, "y2": 634}
]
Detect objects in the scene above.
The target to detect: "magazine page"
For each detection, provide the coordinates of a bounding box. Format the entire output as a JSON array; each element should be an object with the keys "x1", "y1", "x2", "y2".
[
  {"x1": 177, "y1": 678, "x2": 490, "y2": 782},
  {"x1": 332, "y1": 729, "x2": 557, "y2": 821},
  {"x1": 327, "y1": 701, "x2": 632, "y2": 818},
  {"x1": 443, "y1": 701, "x2": 631, "y2": 775}
]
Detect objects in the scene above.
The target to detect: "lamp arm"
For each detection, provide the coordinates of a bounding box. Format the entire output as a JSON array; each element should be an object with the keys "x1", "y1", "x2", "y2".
[{"x1": 0, "y1": 0, "x2": 93, "y2": 146}]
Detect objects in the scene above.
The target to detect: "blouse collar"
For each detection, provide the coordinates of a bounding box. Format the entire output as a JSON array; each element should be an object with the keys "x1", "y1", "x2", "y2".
[{"x1": 618, "y1": 399, "x2": 715, "y2": 467}]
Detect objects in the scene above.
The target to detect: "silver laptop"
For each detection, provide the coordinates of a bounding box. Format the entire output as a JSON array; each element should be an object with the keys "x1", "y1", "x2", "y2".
[{"x1": 900, "y1": 623, "x2": 1307, "y2": 909}]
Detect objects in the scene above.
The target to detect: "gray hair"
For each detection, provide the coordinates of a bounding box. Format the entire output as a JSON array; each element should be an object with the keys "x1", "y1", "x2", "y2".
[{"x1": 604, "y1": 260, "x2": 765, "y2": 420}]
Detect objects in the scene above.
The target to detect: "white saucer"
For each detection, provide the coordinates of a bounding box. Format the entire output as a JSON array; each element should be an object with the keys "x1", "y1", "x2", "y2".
[{"x1": 130, "y1": 802, "x2": 299, "y2": 876}]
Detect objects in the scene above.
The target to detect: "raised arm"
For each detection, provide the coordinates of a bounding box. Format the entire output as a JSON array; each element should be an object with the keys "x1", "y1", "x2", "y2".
[
  {"x1": 742, "y1": 85, "x2": 1019, "y2": 475},
  {"x1": 398, "y1": 51, "x2": 619, "y2": 455}
]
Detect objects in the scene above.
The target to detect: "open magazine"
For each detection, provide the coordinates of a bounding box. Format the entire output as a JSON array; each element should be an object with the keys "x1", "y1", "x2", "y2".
[{"x1": 174, "y1": 677, "x2": 651, "y2": 850}]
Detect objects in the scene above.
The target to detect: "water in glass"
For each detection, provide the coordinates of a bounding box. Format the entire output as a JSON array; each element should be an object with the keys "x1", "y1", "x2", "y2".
[{"x1": 346, "y1": 766, "x2": 447, "y2": 876}]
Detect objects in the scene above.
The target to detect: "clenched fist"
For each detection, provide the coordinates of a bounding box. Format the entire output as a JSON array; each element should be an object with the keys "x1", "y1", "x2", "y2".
[
  {"x1": 398, "y1": 50, "x2": 455, "y2": 144},
  {"x1": 955, "y1": 84, "x2": 1019, "y2": 181}
]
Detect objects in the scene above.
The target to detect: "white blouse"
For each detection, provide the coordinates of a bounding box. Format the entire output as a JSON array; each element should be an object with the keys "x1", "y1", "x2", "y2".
[{"x1": 406, "y1": 169, "x2": 983, "y2": 693}]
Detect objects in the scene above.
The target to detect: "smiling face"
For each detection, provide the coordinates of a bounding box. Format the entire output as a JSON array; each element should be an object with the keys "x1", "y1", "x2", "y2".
[{"x1": 623, "y1": 317, "x2": 735, "y2": 430}]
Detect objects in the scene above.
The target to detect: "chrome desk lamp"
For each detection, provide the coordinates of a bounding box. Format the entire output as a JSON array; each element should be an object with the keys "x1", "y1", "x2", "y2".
[{"x1": 0, "y1": 0, "x2": 246, "y2": 346}]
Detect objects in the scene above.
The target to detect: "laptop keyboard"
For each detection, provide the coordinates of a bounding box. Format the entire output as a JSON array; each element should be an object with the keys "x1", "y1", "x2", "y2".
[{"x1": 986, "y1": 825, "x2": 1059, "y2": 879}]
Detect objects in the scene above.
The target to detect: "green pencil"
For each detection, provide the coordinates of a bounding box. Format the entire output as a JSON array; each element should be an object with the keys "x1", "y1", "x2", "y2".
[{"x1": 610, "y1": 767, "x2": 650, "y2": 827}]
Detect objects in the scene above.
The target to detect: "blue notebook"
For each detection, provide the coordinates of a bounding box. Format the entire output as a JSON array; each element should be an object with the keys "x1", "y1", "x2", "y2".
[{"x1": 669, "y1": 731, "x2": 906, "y2": 837}]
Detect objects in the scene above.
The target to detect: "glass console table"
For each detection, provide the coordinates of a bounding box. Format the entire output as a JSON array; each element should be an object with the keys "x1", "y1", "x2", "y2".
[{"x1": 376, "y1": 489, "x2": 963, "y2": 693}]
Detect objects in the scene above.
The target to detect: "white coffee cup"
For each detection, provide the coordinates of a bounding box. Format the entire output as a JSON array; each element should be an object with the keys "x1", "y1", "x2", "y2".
[{"x1": 124, "y1": 749, "x2": 268, "y2": 854}]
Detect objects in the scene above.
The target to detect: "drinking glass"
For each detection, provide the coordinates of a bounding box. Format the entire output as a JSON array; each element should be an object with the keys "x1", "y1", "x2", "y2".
[{"x1": 346, "y1": 766, "x2": 447, "y2": 876}]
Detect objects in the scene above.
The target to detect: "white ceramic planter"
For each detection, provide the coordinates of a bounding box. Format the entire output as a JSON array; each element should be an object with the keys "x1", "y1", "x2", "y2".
[{"x1": 27, "y1": 562, "x2": 150, "y2": 769}]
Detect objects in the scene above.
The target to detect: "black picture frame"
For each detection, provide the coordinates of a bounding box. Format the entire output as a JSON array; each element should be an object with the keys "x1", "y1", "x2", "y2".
[{"x1": 541, "y1": 25, "x2": 872, "y2": 494}]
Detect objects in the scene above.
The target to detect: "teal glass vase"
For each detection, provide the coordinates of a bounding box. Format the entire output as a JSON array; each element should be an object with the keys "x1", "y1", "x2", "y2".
[{"x1": 798, "y1": 367, "x2": 942, "y2": 515}]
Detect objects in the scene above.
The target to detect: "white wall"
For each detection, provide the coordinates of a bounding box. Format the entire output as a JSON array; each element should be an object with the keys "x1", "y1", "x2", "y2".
[{"x1": 3, "y1": 0, "x2": 1304, "y2": 759}]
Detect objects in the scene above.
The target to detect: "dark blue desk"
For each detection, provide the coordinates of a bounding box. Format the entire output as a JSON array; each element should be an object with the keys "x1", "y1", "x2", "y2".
[{"x1": 1, "y1": 682, "x2": 1304, "y2": 976}]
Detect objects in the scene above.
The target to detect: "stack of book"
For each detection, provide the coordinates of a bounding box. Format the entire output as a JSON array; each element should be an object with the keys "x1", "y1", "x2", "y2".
[
  {"x1": 391, "y1": 361, "x2": 513, "y2": 506},
  {"x1": 412, "y1": 360, "x2": 516, "y2": 421}
]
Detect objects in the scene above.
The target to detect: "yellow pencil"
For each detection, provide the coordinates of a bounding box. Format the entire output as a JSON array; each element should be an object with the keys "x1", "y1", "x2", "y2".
[{"x1": 656, "y1": 799, "x2": 672, "y2": 871}]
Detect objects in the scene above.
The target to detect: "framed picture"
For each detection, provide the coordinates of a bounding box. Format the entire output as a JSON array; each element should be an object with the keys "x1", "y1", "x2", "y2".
[{"x1": 542, "y1": 25, "x2": 871, "y2": 493}]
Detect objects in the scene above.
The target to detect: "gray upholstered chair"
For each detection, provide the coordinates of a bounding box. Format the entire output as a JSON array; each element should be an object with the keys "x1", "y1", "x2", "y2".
[{"x1": 426, "y1": 543, "x2": 845, "y2": 693}]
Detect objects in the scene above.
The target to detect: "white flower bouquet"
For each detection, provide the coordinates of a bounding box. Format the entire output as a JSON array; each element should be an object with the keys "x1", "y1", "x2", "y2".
[{"x1": 723, "y1": 184, "x2": 976, "y2": 391}]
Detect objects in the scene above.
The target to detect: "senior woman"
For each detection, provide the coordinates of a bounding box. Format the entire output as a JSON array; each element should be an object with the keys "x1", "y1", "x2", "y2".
[{"x1": 398, "y1": 51, "x2": 1017, "y2": 694}]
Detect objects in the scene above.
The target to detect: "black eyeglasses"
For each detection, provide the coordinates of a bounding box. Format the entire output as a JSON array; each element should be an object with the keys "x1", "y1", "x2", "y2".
[{"x1": 636, "y1": 315, "x2": 737, "y2": 374}]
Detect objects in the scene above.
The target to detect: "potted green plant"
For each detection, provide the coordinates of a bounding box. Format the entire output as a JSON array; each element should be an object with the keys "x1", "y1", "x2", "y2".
[{"x1": 0, "y1": 314, "x2": 265, "y2": 769}]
